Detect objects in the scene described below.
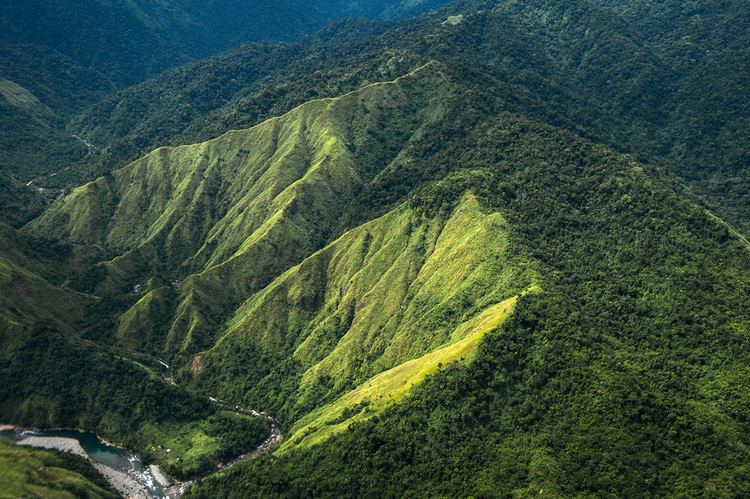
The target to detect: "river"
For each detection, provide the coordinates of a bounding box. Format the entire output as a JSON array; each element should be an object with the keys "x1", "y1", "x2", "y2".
[{"x1": 0, "y1": 427, "x2": 167, "y2": 498}]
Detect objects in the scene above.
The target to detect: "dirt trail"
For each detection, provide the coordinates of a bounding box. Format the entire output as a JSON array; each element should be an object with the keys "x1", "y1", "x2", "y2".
[{"x1": 25, "y1": 134, "x2": 96, "y2": 193}]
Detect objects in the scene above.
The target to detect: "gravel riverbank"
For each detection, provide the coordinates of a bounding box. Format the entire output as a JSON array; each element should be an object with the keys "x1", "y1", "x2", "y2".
[
  {"x1": 16, "y1": 436, "x2": 150, "y2": 498},
  {"x1": 17, "y1": 436, "x2": 87, "y2": 458},
  {"x1": 150, "y1": 464, "x2": 171, "y2": 487}
]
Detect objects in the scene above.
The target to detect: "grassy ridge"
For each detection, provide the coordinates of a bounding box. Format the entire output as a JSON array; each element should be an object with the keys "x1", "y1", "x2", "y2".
[
  {"x1": 188, "y1": 192, "x2": 534, "y2": 426},
  {"x1": 27, "y1": 63, "x2": 460, "y2": 359},
  {"x1": 282, "y1": 293, "x2": 524, "y2": 451},
  {"x1": 60, "y1": 1, "x2": 749, "y2": 237},
  {"x1": 187, "y1": 106, "x2": 750, "y2": 497},
  {"x1": 0, "y1": 225, "x2": 274, "y2": 479},
  {"x1": 1, "y1": 2, "x2": 748, "y2": 494}
]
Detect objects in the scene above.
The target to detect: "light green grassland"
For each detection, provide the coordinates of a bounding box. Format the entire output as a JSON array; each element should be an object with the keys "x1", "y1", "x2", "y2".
[
  {"x1": 281, "y1": 292, "x2": 529, "y2": 451},
  {"x1": 193, "y1": 192, "x2": 536, "y2": 426},
  {"x1": 26, "y1": 63, "x2": 456, "y2": 359}
]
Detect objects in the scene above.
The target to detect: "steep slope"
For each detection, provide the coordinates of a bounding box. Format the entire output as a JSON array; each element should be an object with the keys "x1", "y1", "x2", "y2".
[
  {"x1": 0, "y1": 1, "x2": 452, "y2": 228},
  {"x1": 0, "y1": 223, "x2": 89, "y2": 354},
  {"x1": 66, "y1": 0, "x2": 750, "y2": 235},
  {"x1": 0, "y1": 45, "x2": 115, "y2": 225},
  {"x1": 188, "y1": 193, "x2": 535, "y2": 425},
  {"x1": 187, "y1": 106, "x2": 750, "y2": 498},
  {"x1": 280, "y1": 293, "x2": 524, "y2": 451},
  {"x1": 0, "y1": 78, "x2": 87, "y2": 180},
  {"x1": 27, "y1": 62, "x2": 469, "y2": 357},
  {"x1": 0, "y1": 0, "x2": 451, "y2": 87},
  {"x1": 2, "y1": 2, "x2": 749, "y2": 496},
  {"x1": 0, "y1": 231, "x2": 275, "y2": 479}
]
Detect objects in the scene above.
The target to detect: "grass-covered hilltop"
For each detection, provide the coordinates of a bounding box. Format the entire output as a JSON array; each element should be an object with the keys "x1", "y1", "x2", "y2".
[{"x1": 1, "y1": 0, "x2": 749, "y2": 497}]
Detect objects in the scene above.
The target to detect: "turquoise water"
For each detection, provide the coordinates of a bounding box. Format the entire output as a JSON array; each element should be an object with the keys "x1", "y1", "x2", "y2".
[{"x1": 1, "y1": 428, "x2": 166, "y2": 498}]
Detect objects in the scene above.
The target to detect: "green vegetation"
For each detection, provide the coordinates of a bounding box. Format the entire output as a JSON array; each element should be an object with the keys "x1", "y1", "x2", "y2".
[
  {"x1": 0, "y1": 1, "x2": 748, "y2": 497},
  {"x1": 136, "y1": 412, "x2": 269, "y2": 478},
  {"x1": 281, "y1": 294, "x2": 523, "y2": 451},
  {"x1": 0, "y1": 0, "x2": 450, "y2": 88},
  {"x1": 0, "y1": 439, "x2": 117, "y2": 499},
  {"x1": 28, "y1": 63, "x2": 471, "y2": 360},
  {"x1": 0, "y1": 1, "x2": 449, "y2": 226},
  {"x1": 187, "y1": 107, "x2": 750, "y2": 498},
  {"x1": 187, "y1": 189, "x2": 534, "y2": 426},
  {"x1": 60, "y1": 0, "x2": 750, "y2": 237},
  {"x1": 0, "y1": 322, "x2": 268, "y2": 479},
  {"x1": 0, "y1": 225, "x2": 272, "y2": 479}
]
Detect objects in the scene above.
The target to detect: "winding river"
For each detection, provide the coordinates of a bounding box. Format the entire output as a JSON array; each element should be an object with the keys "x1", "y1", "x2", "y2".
[{"x1": 1, "y1": 349, "x2": 282, "y2": 498}]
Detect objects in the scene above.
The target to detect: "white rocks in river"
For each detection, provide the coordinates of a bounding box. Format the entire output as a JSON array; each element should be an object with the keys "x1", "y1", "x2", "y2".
[
  {"x1": 93, "y1": 463, "x2": 150, "y2": 499},
  {"x1": 150, "y1": 464, "x2": 172, "y2": 487}
]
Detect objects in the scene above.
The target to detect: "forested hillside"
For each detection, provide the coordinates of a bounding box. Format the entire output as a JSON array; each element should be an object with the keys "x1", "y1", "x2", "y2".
[
  {"x1": 0, "y1": 0, "x2": 450, "y2": 86},
  {"x1": 48, "y1": 0, "x2": 748, "y2": 237},
  {"x1": 0, "y1": 0, "x2": 450, "y2": 227},
  {"x1": 0, "y1": 0, "x2": 748, "y2": 497},
  {"x1": 187, "y1": 92, "x2": 750, "y2": 497}
]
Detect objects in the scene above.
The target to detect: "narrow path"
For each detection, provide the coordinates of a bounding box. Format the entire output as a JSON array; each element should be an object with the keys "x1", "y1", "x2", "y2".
[
  {"x1": 72, "y1": 134, "x2": 97, "y2": 157},
  {"x1": 25, "y1": 133, "x2": 96, "y2": 192}
]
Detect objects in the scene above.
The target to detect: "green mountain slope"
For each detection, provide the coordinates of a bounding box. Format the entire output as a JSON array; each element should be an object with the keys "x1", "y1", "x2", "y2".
[
  {"x1": 188, "y1": 193, "x2": 534, "y2": 425},
  {"x1": 186, "y1": 96, "x2": 750, "y2": 498},
  {"x1": 0, "y1": 227, "x2": 274, "y2": 479},
  {"x1": 0, "y1": 0, "x2": 450, "y2": 87},
  {"x1": 280, "y1": 292, "x2": 524, "y2": 451},
  {"x1": 65, "y1": 0, "x2": 750, "y2": 236},
  {"x1": 0, "y1": 45, "x2": 115, "y2": 225},
  {"x1": 27, "y1": 62, "x2": 469, "y2": 358},
  {"x1": 1, "y1": 1, "x2": 748, "y2": 497},
  {"x1": 0, "y1": 1, "x2": 451, "y2": 227},
  {"x1": 19, "y1": 51, "x2": 750, "y2": 495},
  {"x1": 0, "y1": 440, "x2": 117, "y2": 499}
]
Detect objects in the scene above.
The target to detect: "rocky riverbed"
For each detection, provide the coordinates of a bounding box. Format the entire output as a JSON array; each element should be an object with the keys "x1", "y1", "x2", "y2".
[{"x1": 16, "y1": 435, "x2": 151, "y2": 498}]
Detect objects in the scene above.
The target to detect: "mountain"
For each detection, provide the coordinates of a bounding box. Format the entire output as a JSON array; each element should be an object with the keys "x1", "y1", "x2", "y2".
[
  {"x1": 0, "y1": 1, "x2": 451, "y2": 227},
  {"x1": 0, "y1": 0, "x2": 451, "y2": 87},
  {"x1": 0, "y1": 44, "x2": 116, "y2": 225},
  {"x1": 48, "y1": 0, "x2": 748, "y2": 237},
  {"x1": 0, "y1": 224, "x2": 270, "y2": 478},
  {"x1": 1, "y1": 0, "x2": 749, "y2": 497}
]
